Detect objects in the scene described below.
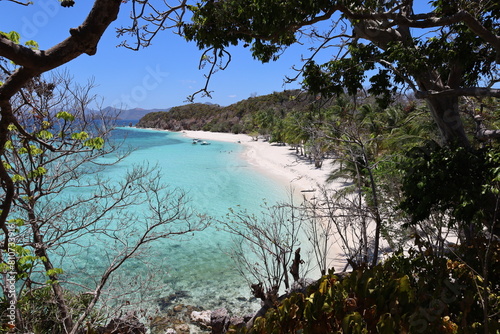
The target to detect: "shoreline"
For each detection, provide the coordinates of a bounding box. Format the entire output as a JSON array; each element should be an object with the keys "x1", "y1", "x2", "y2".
[
  {"x1": 181, "y1": 130, "x2": 348, "y2": 275},
  {"x1": 181, "y1": 130, "x2": 335, "y2": 195},
  {"x1": 136, "y1": 128, "x2": 348, "y2": 273}
]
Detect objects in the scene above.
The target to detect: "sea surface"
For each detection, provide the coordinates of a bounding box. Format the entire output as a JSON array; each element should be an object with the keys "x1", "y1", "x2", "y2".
[{"x1": 64, "y1": 125, "x2": 291, "y2": 315}]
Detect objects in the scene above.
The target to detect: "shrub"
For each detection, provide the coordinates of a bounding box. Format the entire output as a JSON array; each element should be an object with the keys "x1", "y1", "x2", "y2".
[{"x1": 236, "y1": 240, "x2": 500, "y2": 334}]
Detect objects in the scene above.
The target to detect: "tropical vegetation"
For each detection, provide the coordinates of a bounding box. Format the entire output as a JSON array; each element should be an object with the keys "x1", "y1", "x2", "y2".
[{"x1": 1, "y1": 0, "x2": 499, "y2": 333}]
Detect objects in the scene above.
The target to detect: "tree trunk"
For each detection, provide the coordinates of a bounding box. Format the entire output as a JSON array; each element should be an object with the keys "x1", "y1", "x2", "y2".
[
  {"x1": 354, "y1": 19, "x2": 471, "y2": 148},
  {"x1": 424, "y1": 94, "x2": 470, "y2": 147},
  {"x1": 410, "y1": 62, "x2": 470, "y2": 147},
  {"x1": 30, "y1": 213, "x2": 74, "y2": 332}
]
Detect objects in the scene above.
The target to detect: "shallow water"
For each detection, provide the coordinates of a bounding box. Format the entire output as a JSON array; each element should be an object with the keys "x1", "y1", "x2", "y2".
[{"x1": 61, "y1": 127, "x2": 291, "y2": 314}]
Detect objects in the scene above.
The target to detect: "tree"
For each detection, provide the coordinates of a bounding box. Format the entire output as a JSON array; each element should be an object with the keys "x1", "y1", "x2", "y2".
[
  {"x1": 221, "y1": 199, "x2": 303, "y2": 312},
  {"x1": 0, "y1": 72, "x2": 208, "y2": 333},
  {"x1": 232, "y1": 242, "x2": 500, "y2": 334},
  {"x1": 0, "y1": 0, "x2": 123, "y2": 256},
  {"x1": 183, "y1": 0, "x2": 500, "y2": 147},
  {"x1": 0, "y1": 0, "x2": 195, "y2": 250},
  {"x1": 282, "y1": 109, "x2": 309, "y2": 155}
]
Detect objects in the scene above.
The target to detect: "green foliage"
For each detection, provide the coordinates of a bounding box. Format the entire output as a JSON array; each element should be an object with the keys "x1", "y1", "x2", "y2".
[
  {"x1": 184, "y1": 0, "x2": 330, "y2": 61},
  {"x1": 399, "y1": 143, "x2": 498, "y2": 231},
  {"x1": 11, "y1": 174, "x2": 25, "y2": 183},
  {"x1": 485, "y1": 149, "x2": 500, "y2": 194},
  {"x1": 0, "y1": 245, "x2": 47, "y2": 280},
  {"x1": 303, "y1": 43, "x2": 390, "y2": 104},
  {"x1": 70, "y1": 131, "x2": 89, "y2": 140},
  {"x1": 0, "y1": 30, "x2": 38, "y2": 49},
  {"x1": 0, "y1": 31, "x2": 20, "y2": 44},
  {"x1": 27, "y1": 166, "x2": 47, "y2": 179},
  {"x1": 83, "y1": 137, "x2": 104, "y2": 149},
  {"x1": 55, "y1": 111, "x2": 75, "y2": 121},
  {"x1": 0, "y1": 287, "x2": 102, "y2": 334},
  {"x1": 8, "y1": 218, "x2": 24, "y2": 227},
  {"x1": 24, "y1": 39, "x2": 39, "y2": 50},
  {"x1": 183, "y1": 0, "x2": 500, "y2": 146},
  {"x1": 36, "y1": 130, "x2": 53, "y2": 140},
  {"x1": 236, "y1": 241, "x2": 500, "y2": 334},
  {"x1": 45, "y1": 267, "x2": 64, "y2": 277}
]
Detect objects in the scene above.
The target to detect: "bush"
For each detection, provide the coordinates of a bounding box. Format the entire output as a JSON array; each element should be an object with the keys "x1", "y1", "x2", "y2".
[
  {"x1": 236, "y1": 240, "x2": 500, "y2": 334},
  {"x1": 0, "y1": 287, "x2": 103, "y2": 334}
]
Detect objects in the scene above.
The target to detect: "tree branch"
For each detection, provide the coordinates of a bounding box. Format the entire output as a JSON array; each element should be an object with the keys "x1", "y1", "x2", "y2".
[
  {"x1": 0, "y1": 0, "x2": 122, "y2": 238},
  {"x1": 415, "y1": 87, "x2": 500, "y2": 99},
  {"x1": 6, "y1": 0, "x2": 31, "y2": 5},
  {"x1": 0, "y1": 0, "x2": 122, "y2": 100},
  {"x1": 339, "y1": 9, "x2": 500, "y2": 63}
]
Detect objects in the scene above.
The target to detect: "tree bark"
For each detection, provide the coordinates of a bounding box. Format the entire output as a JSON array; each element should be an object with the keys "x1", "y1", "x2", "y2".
[
  {"x1": 353, "y1": 18, "x2": 471, "y2": 147},
  {"x1": 425, "y1": 95, "x2": 470, "y2": 147}
]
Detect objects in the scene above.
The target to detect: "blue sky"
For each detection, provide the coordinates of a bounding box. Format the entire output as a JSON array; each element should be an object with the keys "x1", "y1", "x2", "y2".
[
  {"x1": 1, "y1": 1, "x2": 314, "y2": 110},
  {"x1": 1, "y1": 1, "x2": 436, "y2": 110}
]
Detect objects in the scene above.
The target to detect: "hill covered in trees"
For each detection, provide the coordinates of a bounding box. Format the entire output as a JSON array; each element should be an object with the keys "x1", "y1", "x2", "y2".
[{"x1": 136, "y1": 90, "x2": 327, "y2": 134}]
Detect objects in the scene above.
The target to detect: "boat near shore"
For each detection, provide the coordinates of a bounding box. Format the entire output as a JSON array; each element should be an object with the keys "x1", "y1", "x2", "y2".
[{"x1": 192, "y1": 139, "x2": 211, "y2": 145}]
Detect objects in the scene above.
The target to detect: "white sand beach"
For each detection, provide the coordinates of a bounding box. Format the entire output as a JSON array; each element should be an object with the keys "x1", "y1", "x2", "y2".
[
  {"x1": 182, "y1": 130, "x2": 349, "y2": 274},
  {"x1": 182, "y1": 130, "x2": 335, "y2": 195}
]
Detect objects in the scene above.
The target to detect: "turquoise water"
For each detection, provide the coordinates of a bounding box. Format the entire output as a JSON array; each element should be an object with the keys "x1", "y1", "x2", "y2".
[{"x1": 64, "y1": 127, "x2": 290, "y2": 314}]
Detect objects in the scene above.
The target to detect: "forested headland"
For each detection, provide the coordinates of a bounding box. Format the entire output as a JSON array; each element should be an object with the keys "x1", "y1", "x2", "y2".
[{"x1": 135, "y1": 90, "x2": 316, "y2": 134}]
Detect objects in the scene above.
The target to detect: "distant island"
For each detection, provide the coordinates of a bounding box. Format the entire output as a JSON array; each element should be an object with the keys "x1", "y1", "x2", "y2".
[{"x1": 102, "y1": 106, "x2": 171, "y2": 121}]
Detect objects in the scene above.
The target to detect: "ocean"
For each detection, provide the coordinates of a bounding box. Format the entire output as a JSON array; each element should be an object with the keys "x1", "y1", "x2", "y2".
[{"x1": 63, "y1": 125, "x2": 291, "y2": 315}]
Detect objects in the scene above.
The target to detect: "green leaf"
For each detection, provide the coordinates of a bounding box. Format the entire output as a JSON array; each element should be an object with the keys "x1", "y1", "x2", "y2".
[
  {"x1": 0, "y1": 263, "x2": 11, "y2": 273},
  {"x1": 397, "y1": 275, "x2": 414, "y2": 304},
  {"x1": 28, "y1": 145, "x2": 43, "y2": 155},
  {"x1": 84, "y1": 137, "x2": 104, "y2": 149},
  {"x1": 12, "y1": 174, "x2": 25, "y2": 183},
  {"x1": 342, "y1": 312, "x2": 364, "y2": 334},
  {"x1": 376, "y1": 313, "x2": 395, "y2": 334},
  {"x1": 318, "y1": 279, "x2": 328, "y2": 294},
  {"x1": 46, "y1": 268, "x2": 64, "y2": 276},
  {"x1": 0, "y1": 31, "x2": 20, "y2": 44},
  {"x1": 28, "y1": 167, "x2": 47, "y2": 179},
  {"x1": 71, "y1": 131, "x2": 89, "y2": 140},
  {"x1": 24, "y1": 40, "x2": 39, "y2": 49},
  {"x1": 18, "y1": 255, "x2": 39, "y2": 265},
  {"x1": 8, "y1": 218, "x2": 24, "y2": 227},
  {"x1": 37, "y1": 130, "x2": 53, "y2": 140},
  {"x1": 55, "y1": 111, "x2": 75, "y2": 121},
  {"x1": 2, "y1": 161, "x2": 12, "y2": 170},
  {"x1": 11, "y1": 245, "x2": 30, "y2": 256}
]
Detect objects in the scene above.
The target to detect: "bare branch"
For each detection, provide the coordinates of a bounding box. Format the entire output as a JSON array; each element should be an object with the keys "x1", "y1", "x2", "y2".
[
  {"x1": 187, "y1": 47, "x2": 231, "y2": 101},
  {"x1": 5, "y1": 0, "x2": 32, "y2": 5},
  {"x1": 117, "y1": 0, "x2": 189, "y2": 50}
]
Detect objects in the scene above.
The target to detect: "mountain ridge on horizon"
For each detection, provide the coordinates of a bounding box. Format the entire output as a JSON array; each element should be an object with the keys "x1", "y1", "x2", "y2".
[
  {"x1": 103, "y1": 101, "x2": 218, "y2": 120},
  {"x1": 102, "y1": 106, "x2": 170, "y2": 121}
]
